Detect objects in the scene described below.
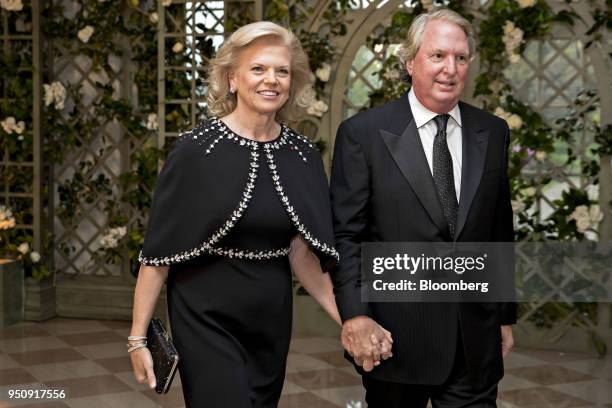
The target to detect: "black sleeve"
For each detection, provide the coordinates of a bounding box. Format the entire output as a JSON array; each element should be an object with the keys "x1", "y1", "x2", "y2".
[
  {"x1": 329, "y1": 120, "x2": 372, "y2": 321},
  {"x1": 493, "y1": 122, "x2": 517, "y2": 325},
  {"x1": 274, "y1": 140, "x2": 339, "y2": 272},
  {"x1": 139, "y1": 138, "x2": 248, "y2": 266},
  {"x1": 310, "y1": 151, "x2": 340, "y2": 272}
]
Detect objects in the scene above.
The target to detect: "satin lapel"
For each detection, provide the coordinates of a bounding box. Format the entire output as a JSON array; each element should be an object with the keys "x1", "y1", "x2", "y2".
[
  {"x1": 380, "y1": 115, "x2": 449, "y2": 237},
  {"x1": 456, "y1": 103, "x2": 488, "y2": 240}
]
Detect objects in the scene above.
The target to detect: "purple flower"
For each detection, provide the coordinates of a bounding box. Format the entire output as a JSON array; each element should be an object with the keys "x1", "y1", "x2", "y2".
[{"x1": 512, "y1": 145, "x2": 522, "y2": 153}]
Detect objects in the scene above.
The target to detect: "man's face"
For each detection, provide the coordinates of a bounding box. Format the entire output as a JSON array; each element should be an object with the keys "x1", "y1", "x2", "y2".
[{"x1": 405, "y1": 19, "x2": 470, "y2": 113}]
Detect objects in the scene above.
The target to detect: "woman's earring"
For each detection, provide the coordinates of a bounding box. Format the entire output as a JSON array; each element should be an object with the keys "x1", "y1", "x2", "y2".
[{"x1": 229, "y1": 86, "x2": 235, "y2": 94}]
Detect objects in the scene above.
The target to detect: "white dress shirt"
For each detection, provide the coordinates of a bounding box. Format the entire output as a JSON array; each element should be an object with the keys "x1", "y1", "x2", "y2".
[{"x1": 408, "y1": 88, "x2": 463, "y2": 201}]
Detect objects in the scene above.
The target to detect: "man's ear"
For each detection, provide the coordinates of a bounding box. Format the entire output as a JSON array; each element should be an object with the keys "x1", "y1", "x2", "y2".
[{"x1": 405, "y1": 60, "x2": 413, "y2": 77}]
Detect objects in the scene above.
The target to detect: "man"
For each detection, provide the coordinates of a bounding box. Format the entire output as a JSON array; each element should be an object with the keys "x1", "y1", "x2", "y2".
[{"x1": 330, "y1": 8, "x2": 516, "y2": 407}]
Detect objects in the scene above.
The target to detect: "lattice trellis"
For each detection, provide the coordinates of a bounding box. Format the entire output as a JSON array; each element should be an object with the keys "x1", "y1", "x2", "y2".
[
  {"x1": 0, "y1": 1, "x2": 42, "y2": 253},
  {"x1": 51, "y1": 61, "x2": 126, "y2": 276},
  {"x1": 158, "y1": 0, "x2": 225, "y2": 146},
  {"x1": 50, "y1": 8, "x2": 158, "y2": 278},
  {"x1": 51, "y1": 1, "x2": 232, "y2": 279},
  {"x1": 505, "y1": 35, "x2": 599, "y2": 219}
]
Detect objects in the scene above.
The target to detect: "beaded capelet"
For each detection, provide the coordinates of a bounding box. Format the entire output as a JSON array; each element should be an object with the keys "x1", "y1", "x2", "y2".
[{"x1": 138, "y1": 118, "x2": 339, "y2": 271}]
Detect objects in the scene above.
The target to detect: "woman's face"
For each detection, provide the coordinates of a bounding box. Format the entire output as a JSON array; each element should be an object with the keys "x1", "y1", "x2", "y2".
[{"x1": 229, "y1": 37, "x2": 291, "y2": 117}]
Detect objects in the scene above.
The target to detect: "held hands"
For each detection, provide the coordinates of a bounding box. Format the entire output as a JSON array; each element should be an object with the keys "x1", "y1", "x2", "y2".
[
  {"x1": 129, "y1": 347, "x2": 157, "y2": 390},
  {"x1": 501, "y1": 325, "x2": 514, "y2": 358},
  {"x1": 341, "y1": 315, "x2": 393, "y2": 372}
]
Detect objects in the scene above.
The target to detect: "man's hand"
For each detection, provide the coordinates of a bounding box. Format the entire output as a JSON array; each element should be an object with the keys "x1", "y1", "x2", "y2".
[
  {"x1": 501, "y1": 325, "x2": 513, "y2": 358},
  {"x1": 341, "y1": 316, "x2": 393, "y2": 371}
]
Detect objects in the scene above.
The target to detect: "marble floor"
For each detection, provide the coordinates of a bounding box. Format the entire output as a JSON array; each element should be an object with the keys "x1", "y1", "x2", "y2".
[{"x1": 0, "y1": 318, "x2": 610, "y2": 407}]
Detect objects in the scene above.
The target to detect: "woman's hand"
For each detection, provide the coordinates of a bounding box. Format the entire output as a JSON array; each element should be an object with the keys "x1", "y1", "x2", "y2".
[
  {"x1": 129, "y1": 264, "x2": 169, "y2": 390},
  {"x1": 130, "y1": 347, "x2": 157, "y2": 389}
]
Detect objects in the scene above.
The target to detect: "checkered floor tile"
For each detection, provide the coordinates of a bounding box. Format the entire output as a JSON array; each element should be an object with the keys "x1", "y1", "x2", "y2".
[{"x1": 0, "y1": 318, "x2": 610, "y2": 407}]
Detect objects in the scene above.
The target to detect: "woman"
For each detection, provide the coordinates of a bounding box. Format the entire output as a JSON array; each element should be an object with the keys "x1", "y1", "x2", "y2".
[{"x1": 128, "y1": 21, "x2": 389, "y2": 407}]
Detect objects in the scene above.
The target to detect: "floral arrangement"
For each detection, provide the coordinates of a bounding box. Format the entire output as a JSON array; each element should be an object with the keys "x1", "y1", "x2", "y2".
[{"x1": 0, "y1": 205, "x2": 47, "y2": 279}]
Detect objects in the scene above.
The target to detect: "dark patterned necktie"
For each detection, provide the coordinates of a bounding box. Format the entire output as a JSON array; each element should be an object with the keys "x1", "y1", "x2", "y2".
[{"x1": 432, "y1": 114, "x2": 458, "y2": 238}]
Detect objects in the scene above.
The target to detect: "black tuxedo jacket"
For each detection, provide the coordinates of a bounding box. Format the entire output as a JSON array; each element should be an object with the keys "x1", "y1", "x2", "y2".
[{"x1": 330, "y1": 93, "x2": 516, "y2": 388}]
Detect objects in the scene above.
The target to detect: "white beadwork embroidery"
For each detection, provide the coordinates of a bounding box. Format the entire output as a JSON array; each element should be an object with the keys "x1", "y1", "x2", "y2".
[
  {"x1": 263, "y1": 143, "x2": 339, "y2": 262},
  {"x1": 139, "y1": 119, "x2": 337, "y2": 266}
]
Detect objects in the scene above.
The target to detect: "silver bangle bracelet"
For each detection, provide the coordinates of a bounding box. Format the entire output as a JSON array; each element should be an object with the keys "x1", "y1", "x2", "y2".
[
  {"x1": 128, "y1": 335, "x2": 147, "y2": 341},
  {"x1": 127, "y1": 343, "x2": 148, "y2": 353}
]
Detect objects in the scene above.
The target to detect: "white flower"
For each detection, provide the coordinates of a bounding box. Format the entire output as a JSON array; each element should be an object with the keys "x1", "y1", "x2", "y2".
[
  {"x1": 493, "y1": 107, "x2": 509, "y2": 121},
  {"x1": 588, "y1": 205, "x2": 603, "y2": 223},
  {"x1": 502, "y1": 21, "x2": 523, "y2": 64},
  {"x1": 0, "y1": 117, "x2": 25, "y2": 135},
  {"x1": 521, "y1": 187, "x2": 536, "y2": 197},
  {"x1": 146, "y1": 113, "x2": 159, "y2": 130},
  {"x1": 17, "y1": 242, "x2": 30, "y2": 255},
  {"x1": 14, "y1": 120, "x2": 25, "y2": 134},
  {"x1": 1, "y1": 117, "x2": 17, "y2": 134},
  {"x1": 535, "y1": 151, "x2": 547, "y2": 161},
  {"x1": 162, "y1": 0, "x2": 172, "y2": 5},
  {"x1": 149, "y1": 12, "x2": 158, "y2": 24},
  {"x1": 30, "y1": 251, "x2": 41, "y2": 263},
  {"x1": 0, "y1": 205, "x2": 13, "y2": 221},
  {"x1": 568, "y1": 204, "x2": 603, "y2": 233},
  {"x1": 516, "y1": 0, "x2": 536, "y2": 8},
  {"x1": 570, "y1": 205, "x2": 589, "y2": 219},
  {"x1": 100, "y1": 225, "x2": 127, "y2": 249},
  {"x1": 112, "y1": 226, "x2": 127, "y2": 238},
  {"x1": 0, "y1": 0, "x2": 23, "y2": 11},
  {"x1": 78, "y1": 26, "x2": 95, "y2": 43},
  {"x1": 494, "y1": 107, "x2": 522, "y2": 130},
  {"x1": 43, "y1": 85, "x2": 54, "y2": 107},
  {"x1": 0, "y1": 205, "x2": 16, "y2": 230},
  {"x1": 383, "y1": 68, "x2": 401, "y2": 81},
  {"x1": 172, "y1": 42, "x2": 184, "y2": 53},
  {"x1": 100, "y1": 234, "x2": 119, "y2": 249},
  {"x1": 507, "y1": 114, "x2": 522, "y2": 130},
  {"x1": 576, "y1": 217, "x2": 590, "y2": 233},
  {"x1": 43, "y1": 81, "x2": 67, "y2": 110},
  {"x1": 307, "y1": 100, "x2": 328, "y2": 118},
  {"x1": 315, "y1": 63, "x2": 331, "y2": 82},
  {"x1": 373, "y1": 43, "x2": 384, "y2": 53},
  {"x1": 511, "y1": 199, "x2": 525, "y2": 215}
]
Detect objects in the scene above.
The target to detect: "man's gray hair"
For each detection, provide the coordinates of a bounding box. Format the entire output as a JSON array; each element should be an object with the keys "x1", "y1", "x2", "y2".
[{"x1": 397, "y1": 8, "x2": 476, "y2": 67}]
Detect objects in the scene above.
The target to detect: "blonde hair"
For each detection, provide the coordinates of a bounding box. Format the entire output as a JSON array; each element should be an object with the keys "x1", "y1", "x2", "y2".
[
  {"x1": 397, "y1": 9, "x2": 475, "y2": 71},
  {"x1": 206, "y1": 21, "x2": 312, "y2": 122}
]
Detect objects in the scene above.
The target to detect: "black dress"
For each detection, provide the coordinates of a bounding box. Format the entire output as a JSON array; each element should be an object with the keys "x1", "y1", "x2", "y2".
[{"x1": 138, "y1": 118, "x2": 338, "y2": 408}]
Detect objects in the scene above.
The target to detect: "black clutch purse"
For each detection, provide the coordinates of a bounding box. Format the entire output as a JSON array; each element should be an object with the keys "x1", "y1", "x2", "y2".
[{"x1": 146, "y1": 317, "x2": 180, "y2": 394}]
